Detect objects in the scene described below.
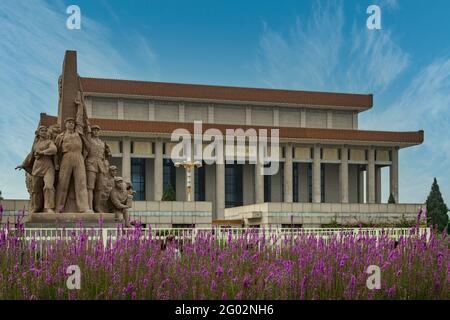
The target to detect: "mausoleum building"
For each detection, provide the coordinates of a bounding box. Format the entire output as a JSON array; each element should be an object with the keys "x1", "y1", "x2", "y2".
[{"x1": 32, "y1": 51, "x2": 424, "y2": 228}]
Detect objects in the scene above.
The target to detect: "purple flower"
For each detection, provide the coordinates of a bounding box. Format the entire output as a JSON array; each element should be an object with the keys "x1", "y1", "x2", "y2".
[{"x1": 216, "y1": 265, "x2": 224, "y2": 277}]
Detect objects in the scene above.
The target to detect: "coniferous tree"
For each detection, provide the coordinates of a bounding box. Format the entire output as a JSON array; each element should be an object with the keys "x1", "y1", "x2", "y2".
[
  {"x1": 388, "y1": 193, "x2": 396, "y2": 204},
  {"x1": 161, "y1": 183, "x2": 176, "y2": 201},
  {"x1": 0, "y1": 190, "x2": 3, "y2": 200},
  {"x1": 425, "y1": 178, "x2": 449, "y2": 232}
]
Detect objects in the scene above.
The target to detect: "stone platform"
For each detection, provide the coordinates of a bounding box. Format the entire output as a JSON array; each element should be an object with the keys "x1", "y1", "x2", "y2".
[{"x1": 25, "y1": 212, "x2": 120, "y2": 228}]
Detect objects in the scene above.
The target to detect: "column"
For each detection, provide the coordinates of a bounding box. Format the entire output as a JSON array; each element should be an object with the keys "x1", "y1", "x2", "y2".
[
  {"x1": 188, "y1": 167, "x2": 195, "y2": 202},
  {"x1": 154, "y1": 140, "x2": 163, "y2": 201},
  {"x1": 358, "y1": 167, "x2": 364, "y2": 203},
  {"x1": 390, "y1": 147, "x2": 399, "y2": 203},
  {"x1": 215, "y1": 163, "x2": 225, "y2": 219},
  {"x1": 255, "y1": 160, "x2": 264, "y2": 204},
  {"x1": 189, "y1": 145, "x2": 196, "y2": 201},
  {"x1": 312, "y1": 144, "x2": 321, "y2": 203},
  {"x1": 122, "y1": 137, "x2": 131, "y2": 182},
  {"x1": 284, "y1": 144, "x2": 293, "y2": 203},
  {"x1": 375, "y1": 166, "x2": 382, "y2": 203},
  {"x1": 340, "y1": 146, "x2": 349, "y2": 203},
  {"x1": 367, "y1": 148, "x2": 375, "y2": 204}
]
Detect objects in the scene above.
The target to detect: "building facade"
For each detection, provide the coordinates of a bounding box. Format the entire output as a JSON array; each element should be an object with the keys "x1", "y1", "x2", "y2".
[{"x1": 35, "y1": 51, "x2": 424, "y2": 228}]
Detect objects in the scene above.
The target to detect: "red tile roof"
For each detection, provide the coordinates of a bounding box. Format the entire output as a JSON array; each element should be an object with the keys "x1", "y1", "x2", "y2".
[
  {"x1": 40, "y1": 113, "x2": 423, "y2": 145},
  {"x1": 80, "y1": 77, "x2": 373, "y2": 110}
]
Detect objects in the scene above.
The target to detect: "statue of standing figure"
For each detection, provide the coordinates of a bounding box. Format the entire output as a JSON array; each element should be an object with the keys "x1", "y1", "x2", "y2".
[
  {"x1": 16, "y1": 88, "x2": 123, "y2": 219},
  {"x1": 54, "y1": 95, "x2": 92, "y2": 213},
  {"x1": 16, "y1": 126, "x2": 57, "y2": 213},
  {"x1": 85, "y1": 125, "x2": 111, "y2": 212}
]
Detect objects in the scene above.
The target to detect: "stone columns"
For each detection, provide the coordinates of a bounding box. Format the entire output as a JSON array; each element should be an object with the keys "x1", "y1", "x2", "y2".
[
  {"x1": 122, "y1": 137, "x2": 131, "y2": 182},
  {"x1": 367, "y1": 148, "x2": 375, "y2": 204},
  {"x1": 340, "y1": 146, "x2": 349, "y2": 203},
  {"x1": 376, "y1": 166, "x2": 382, "y2": 203},
  {"x1": 390, "y1": 147, "x2": 399, "y2": 203},
  {"x1": 188, "y1": 145, "x2": 196, "y2": 201},
  {"x1": 255, "y1": 160, "x2": 265, "y2": 204},
  {"x1": 215, "y1": 163, "x2": 225, "y2": 219},
  {"x1": 154, "y1": 140, "x2": 163, "y2": 201},
  {"x1": 312, "y1": 145, "x2": 321, "y2": 203},
  {"x1": 358, "y1": 167, "x2": 364, "y2": 203},
  {"x1": 284, "y1": 144, "x2": 293, "y2": 203}
]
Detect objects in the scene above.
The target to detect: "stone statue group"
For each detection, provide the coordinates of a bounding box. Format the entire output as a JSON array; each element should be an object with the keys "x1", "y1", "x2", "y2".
[{"x1": 16, "y1": 92, "x2": 134, "y2": 227}]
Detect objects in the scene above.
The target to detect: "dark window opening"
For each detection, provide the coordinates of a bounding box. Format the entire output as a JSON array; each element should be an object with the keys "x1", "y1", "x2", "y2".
[
  {"x1": 321, "y1": 164, "x2": 326, "y2": 203},
  {"x1": 225, "y1": 164, "x2": 243, "y2": 208},
  {"x1": 131, "y1": 158, "x2": 146, "y2": 201},
  {"x1": 163, "y1": 158, "x2": 176, "y2": 194},
  {"x1": 293, "y1": 163, "x2": 299, "y2": 202},
  {"x1": 194, "y1": 164, "x2": 206, "y2": 201},
  {"x1": 307, "y1": 163, "x2": 312, "y2": 202},
  {"x1": 264, "y1": 163, "x2": 271, "y2": 202}
]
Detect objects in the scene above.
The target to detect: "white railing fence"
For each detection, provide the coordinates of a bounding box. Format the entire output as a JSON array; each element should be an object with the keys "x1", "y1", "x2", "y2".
[{"x1": 7, "y1": 227, "x2": 431, "y2": 247}]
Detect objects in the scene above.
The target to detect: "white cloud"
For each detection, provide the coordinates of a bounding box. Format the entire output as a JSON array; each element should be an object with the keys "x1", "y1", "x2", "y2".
[
  {"x1": 254, "y1": 0, "x2": 449, "y2": 204},
  {"x1": 380, "y1": 0, "x2": 399, "y2": 10},
  {"x1": 0, "y1": 0, "x2": 158, "y2": 198},
  {"x1": 255, "y1": 0, "x2": 408, "y2": 95},
  {"x1": 361, "y1": 57, "x2": 450, "y2": 203}
]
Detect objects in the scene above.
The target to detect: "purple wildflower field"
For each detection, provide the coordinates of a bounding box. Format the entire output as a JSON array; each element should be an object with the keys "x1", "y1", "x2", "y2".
[{"x1": 0, "y1": 208, "x2": 448, "y2": 300}]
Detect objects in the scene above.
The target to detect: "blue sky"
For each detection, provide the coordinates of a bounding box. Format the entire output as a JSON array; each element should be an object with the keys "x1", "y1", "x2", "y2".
[{"x1": 0, "y1": 0, "x2": 449, "y2": 204}]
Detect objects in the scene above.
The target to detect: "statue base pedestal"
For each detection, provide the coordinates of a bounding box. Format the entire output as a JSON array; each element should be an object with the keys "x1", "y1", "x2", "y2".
[{"x1": 25, "y1": 212, "x2": 120, "y2": 228}]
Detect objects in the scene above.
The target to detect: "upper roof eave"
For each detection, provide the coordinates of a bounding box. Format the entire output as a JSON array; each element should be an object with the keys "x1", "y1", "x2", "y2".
[
  {"x1": 39, "y1": 113, "x2": 423, "y2": 147},
  {"x1": 79, "y1": 77, "x2": 373, "y2": 111}
]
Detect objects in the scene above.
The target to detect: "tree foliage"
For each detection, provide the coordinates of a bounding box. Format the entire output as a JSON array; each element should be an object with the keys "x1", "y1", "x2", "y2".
[
  {"x1": 388, "y1": 193, "x2": 396, "y2": 204},
  {"x1": 161, "y1": 183, "x2": 176, "y2": 201},
  {"x1": 425, "y1": 178, "x2": 449, "y2": 232}
]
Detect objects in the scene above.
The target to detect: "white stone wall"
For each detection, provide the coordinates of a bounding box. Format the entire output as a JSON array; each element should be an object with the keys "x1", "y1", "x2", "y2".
[
  {"x1": 154, "y1": 101, "x2": 179, "y2": 121},
  {"x1": 86, "y1": 95, "x2": 358, "y2": 129},
  {"x1": 251, "y1": 106, "x2": 273, "y2": 126},
  {"x1": 214, "y1": 104, "x2": 245, "y2": 124},
  {"x1": 91, "y1": 97, "x2": 118, "y2": 119},
  {"x1": 306, "y1": 109, "x2": 327, "y2": 128},
  {"x1": 279, "y1": 107, "x2": 301, "y2": 127},
  {"x1": 123, "y1": 99, "x2": 149, "y2": 120},
  {"x1": 224, "y1": 202, "x2": 424, "y2": 228}
]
